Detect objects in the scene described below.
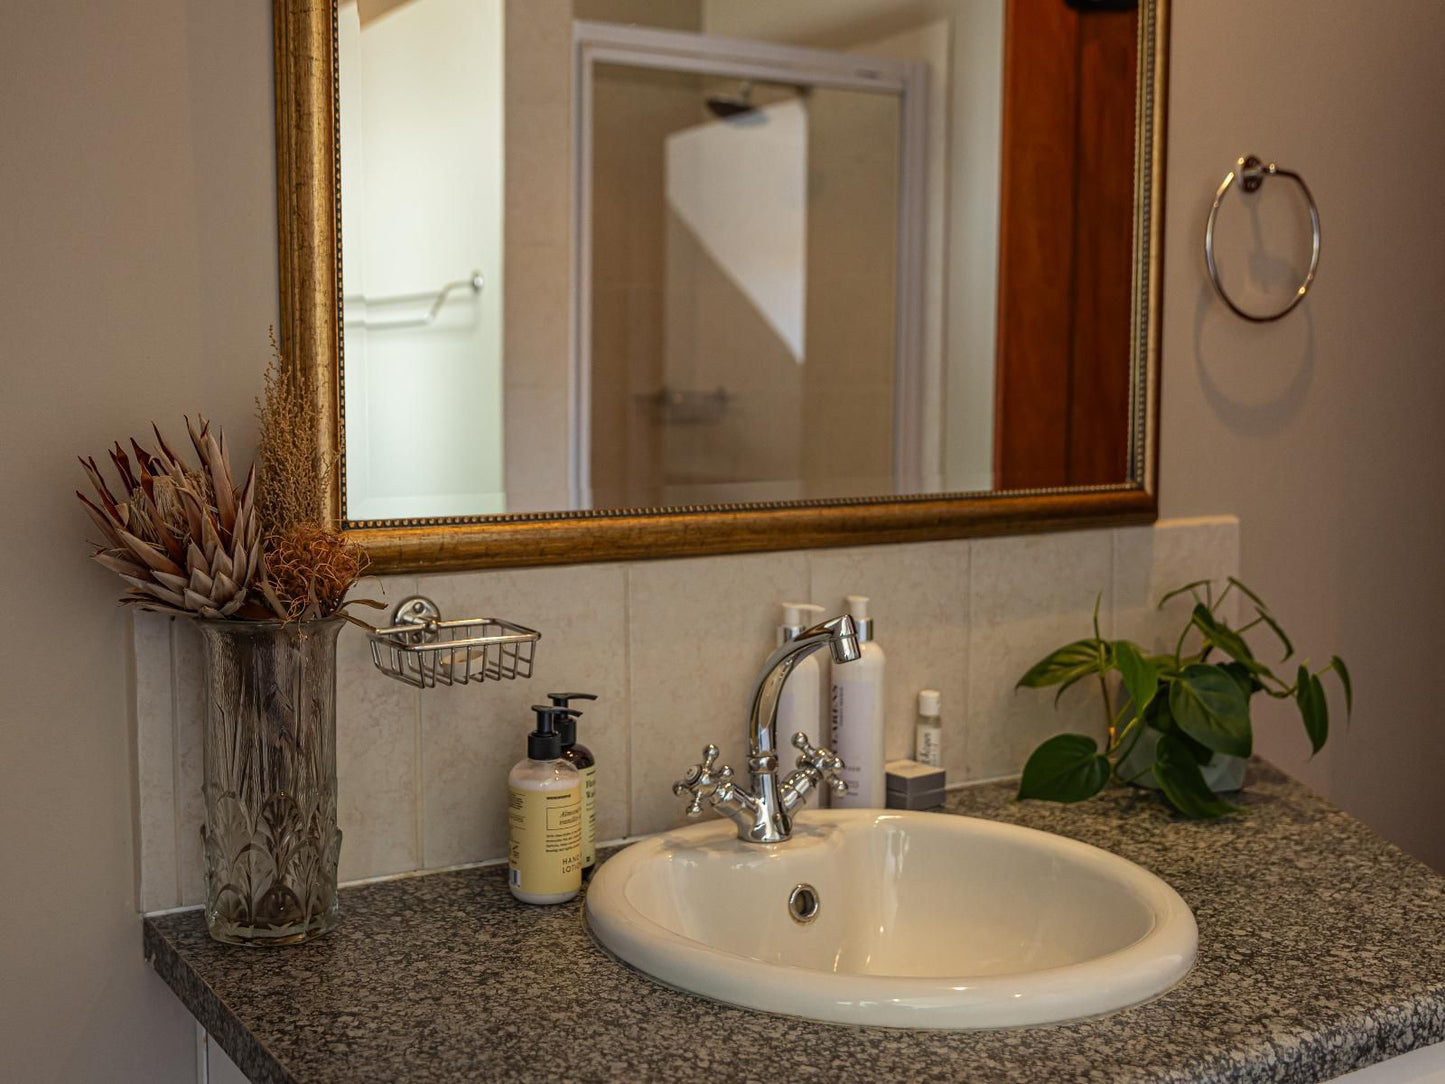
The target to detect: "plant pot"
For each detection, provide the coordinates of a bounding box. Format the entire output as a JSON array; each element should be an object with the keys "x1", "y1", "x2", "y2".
[
  {"x1": 1116, "y1": 724, "x2": 1248, "y2": 794},
  {"x1": 197, "y1": 617, "x2": 344, "y2": 946}
]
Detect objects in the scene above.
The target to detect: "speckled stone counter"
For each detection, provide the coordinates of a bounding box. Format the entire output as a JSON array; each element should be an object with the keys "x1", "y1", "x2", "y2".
[{"x1": 144, "y1": 762, "x2": 1445, "y2": 1084}]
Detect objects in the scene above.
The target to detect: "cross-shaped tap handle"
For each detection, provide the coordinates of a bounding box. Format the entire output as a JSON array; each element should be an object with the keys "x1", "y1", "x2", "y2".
[
  {"x1": 673, "y1": 743, "x2": 735, "y2": 817},
  {"x1": 791, "y1": 732, "x2": 848, "y2": 796}
]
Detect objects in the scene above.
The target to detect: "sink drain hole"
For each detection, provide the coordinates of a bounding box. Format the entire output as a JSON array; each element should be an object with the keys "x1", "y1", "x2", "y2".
[{"x1": 788, "y1": 883, "x2": 820, "y2": 924}]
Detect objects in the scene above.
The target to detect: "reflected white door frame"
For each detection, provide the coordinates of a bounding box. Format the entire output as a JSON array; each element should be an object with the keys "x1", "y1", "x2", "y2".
[{"x1": 571, "y1": 20, "x2": 931, "y2": 510}]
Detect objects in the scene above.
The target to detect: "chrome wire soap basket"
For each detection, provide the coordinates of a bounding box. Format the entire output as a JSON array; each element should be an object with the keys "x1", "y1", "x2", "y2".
[{"x1": 367, "y1": 596, "x2": 540, "y2": 689}]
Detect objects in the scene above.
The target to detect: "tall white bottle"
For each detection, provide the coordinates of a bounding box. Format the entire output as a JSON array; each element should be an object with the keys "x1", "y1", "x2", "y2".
[
  {"x1": 775, "y1": 602, "x2": 825, "y2": 753},
  {"x1": 830, "y1": 595, "x2": 886, "y2": 808}
]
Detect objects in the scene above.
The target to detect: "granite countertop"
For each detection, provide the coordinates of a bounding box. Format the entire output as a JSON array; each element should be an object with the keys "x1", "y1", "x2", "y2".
[{"x1": 145, "y1": 762, "x2": 1445, "y2": 1084}]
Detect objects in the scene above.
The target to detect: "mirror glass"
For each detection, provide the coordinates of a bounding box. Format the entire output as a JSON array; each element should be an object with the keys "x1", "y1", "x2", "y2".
[{"x1": 337, "y1": 0, "x2": 1142, "y2": 523}]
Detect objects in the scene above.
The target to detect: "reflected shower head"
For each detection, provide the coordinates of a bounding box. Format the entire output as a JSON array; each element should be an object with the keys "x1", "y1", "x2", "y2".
[{"x1": 705, "y1": 81, "x2": 757, "y2": 120}]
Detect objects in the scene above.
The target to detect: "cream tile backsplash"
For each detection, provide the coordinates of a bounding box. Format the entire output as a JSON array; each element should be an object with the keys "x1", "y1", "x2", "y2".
[
  {"x1": 967, "y1": 530, "x2": 1115, "y2": 779},
  {"x1": 132, "y1": 614, "x2": 178, "y2": 914},
  {"x1": 808, "y1": 541, "x2": 971, "y2": 780},
  {"x1": 334, "y1": 580, "x2": 421, "y2": 881},
  {"x1": 419, "y1": 563, "x2": 631, "y2": 867},
  {"x1": 627, "y1": 551, "x2": 810, "y2": 837},
  {"x1": 132, "y1": 517, "x2": 1238, "y2": 912}
]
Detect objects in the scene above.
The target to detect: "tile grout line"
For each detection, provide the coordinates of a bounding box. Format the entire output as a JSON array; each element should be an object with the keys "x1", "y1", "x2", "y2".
[
  {"x1": 412, "y1": 576, "x2": 425, "y2": 873},
  {"x1": 960, "y1": 539, "x2": 973, "y2": 782},
  {"x1": 124, "y1": 615, "x2": 142, "y2": 915},
  {"x1": 1108, "y1": 527, "x2": 1118, "y2": 642},
  {"x1": 963, "y1": 537, "x2": 980, "y2": 785},
  {"x1": 622, "y1": 565, "x2": 634, "y2": 840},
  {"x1": 169, "y1": 617, "x2": 184, "y2": 909}
]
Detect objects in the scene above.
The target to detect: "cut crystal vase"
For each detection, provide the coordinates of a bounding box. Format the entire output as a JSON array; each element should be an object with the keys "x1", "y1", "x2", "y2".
[{"x1": 197, "y1": 616, "x2": 344, "y2": 946}]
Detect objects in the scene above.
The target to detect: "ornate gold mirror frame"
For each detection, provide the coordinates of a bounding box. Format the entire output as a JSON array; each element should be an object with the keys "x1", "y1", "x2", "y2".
[{"x1": 273, "y1": 0, "x2": 1167, "y2": 574}]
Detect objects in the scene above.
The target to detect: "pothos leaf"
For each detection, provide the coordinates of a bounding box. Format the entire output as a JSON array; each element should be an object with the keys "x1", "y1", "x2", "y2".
[
  {"x1": 1017, "y1": 734, "x2": 1111, "y2": 803},
  {"x1": 1146, "y1": 697, "x2": 1211, "y2": 766},
  {"x1": 1220, "y1": 660, "x2": 1262, "y2": 697},
  {"x1": 1168, "y1": 663, "x2": 1252, "y2": 757},
  {"x1": 1158, "y1": 580, "x2": 1212, "y2": 610},
  {"x1": 1226, "y1": 576, "x2": 1271, "y2": 614},
  {"x1": 1016, "y1": 640, "x2": 1106, "y2": 690},
  {"x1": 1253, "y1": 607, "x2": 1295, "y2": 661},
  {"x1": 1153, "y1": 731, "x2": 1243, "y2": 819},
  {"x1": 1191, "y1": 603, "x2": 1270, "y2": 677},
  {"x1": 1328, "y1": 655, "x2": 1353, "y2": 718},
  {"x1": 1053, "y1": 666, "x2": 1098, "y2": 707},
  {"x1": 1296, "y1": 665, "x2": 1329, "y2": 754},
  {"x1": 1112, "y1": 640, "x2": 1159, "y2": 720}
]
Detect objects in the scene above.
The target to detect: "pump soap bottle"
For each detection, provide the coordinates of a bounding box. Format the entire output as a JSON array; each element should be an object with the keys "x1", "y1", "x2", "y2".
[
  {"x1": 508, "y1": 706, "x2": 583, "y2": 905},
  {"x1": 548, "y1": 691, "x2": 599, "y2": 872},
  {"x1": 830, "y1": 595, "x2": 886, "y2": 808},
  {"x1": 775, "y1": 603, "x2": 825, "y2": 755}
]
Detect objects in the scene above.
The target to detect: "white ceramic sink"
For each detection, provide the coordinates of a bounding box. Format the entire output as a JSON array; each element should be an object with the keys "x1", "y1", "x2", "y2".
[{"x1": 585, "y1": 810, "x2": 1196, "y2": 1029}]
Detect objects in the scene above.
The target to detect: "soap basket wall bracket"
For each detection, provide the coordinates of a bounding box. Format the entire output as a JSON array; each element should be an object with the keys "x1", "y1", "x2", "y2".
[{"x1": 367, "y1": 595, "x2": 540, "y2": 689}]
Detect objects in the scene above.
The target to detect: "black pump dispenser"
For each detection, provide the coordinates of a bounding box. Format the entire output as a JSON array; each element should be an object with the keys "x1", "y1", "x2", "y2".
[
  {"x1": 547, "y1": 691, "x2": 598, "y2": 748},
  {"x1": 528, "y1": 705, "x2": 578, "y2": 760}
]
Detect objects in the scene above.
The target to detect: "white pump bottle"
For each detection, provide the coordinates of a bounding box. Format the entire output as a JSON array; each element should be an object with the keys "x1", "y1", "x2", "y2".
[
  {"x1": 830, "y1": 595, "x2": 886, "y2": 808},
  {"x1": 774, "y1": 602, "x2": 826, "y2": 756}
]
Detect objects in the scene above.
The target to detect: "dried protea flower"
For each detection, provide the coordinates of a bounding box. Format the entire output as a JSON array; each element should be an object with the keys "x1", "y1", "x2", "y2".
[
  {"x1": 263, "y1": 523, "x2": 368, "y2": 621},
  {"x1": 77, "y1": 417, "x2": 263, "y2": 619}
]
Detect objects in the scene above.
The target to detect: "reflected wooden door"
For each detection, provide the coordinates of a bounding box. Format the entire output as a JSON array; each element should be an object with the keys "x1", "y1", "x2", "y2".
[{"x1": 993, "y1": 0, "x2": 1137, "y2": 489}]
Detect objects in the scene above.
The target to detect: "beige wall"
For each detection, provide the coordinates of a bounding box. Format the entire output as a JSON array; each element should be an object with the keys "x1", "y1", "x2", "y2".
[
  {"x1": 0, "y1": 3, "x2": 278, "y2": 1080},
  {"x1": 2, "y1": 0, "x2": 1444, "y2": 1080},
  {"x1": 1159, "y1": 0, "x2": 1445, "y2": 871}
]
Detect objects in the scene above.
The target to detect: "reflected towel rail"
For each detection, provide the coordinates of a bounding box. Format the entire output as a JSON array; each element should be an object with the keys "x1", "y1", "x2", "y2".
[{"x1": 344, "y1": 271, "x2": 484, "y2": 331}]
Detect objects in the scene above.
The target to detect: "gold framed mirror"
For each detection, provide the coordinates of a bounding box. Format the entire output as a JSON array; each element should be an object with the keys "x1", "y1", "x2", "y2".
[{"x1": 273, "y1": 0, "x2": 1167, "y2": 573}]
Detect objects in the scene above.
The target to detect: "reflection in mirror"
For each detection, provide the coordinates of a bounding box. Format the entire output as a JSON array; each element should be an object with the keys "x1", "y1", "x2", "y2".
[
  {"x1": 338, "y1": 0, "x2": 506, "y2": 520},
  {"x1": 586, "y1": 60, "x2": 907, "y2": 509},
  {"x1": 335, "y1": 0, "x2": 1142, "y2": 524}
]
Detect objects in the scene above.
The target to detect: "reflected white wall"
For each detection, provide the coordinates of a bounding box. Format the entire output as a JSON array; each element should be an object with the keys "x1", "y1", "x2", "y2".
[
  {"x1": 338, "y1": 0, "x2": 506, "y2": 521},
  {"x1": 702, "y1": 0, "x2": 1005, "y2": 493},
  {"x1": 666, "y1": 101, "x2": 808, "y2": 364}
]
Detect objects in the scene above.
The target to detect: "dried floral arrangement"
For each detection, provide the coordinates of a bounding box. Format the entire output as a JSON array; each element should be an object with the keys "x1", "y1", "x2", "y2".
[{"x1": 77, "y1": 336, "x2": 370, "y2": 623}]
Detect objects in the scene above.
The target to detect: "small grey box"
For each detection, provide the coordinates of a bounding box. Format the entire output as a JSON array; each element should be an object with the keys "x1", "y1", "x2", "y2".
[
  {"x1": 886, "y1": 787, "x2": 947, "y2": 811},
  {"x1": 886, "y1": 758, "x2": 946, "y2": 795}
]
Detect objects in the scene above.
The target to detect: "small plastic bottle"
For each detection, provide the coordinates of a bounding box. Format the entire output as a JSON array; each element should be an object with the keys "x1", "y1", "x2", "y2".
[
  {"x1": 508, "y1": 706, "x2": 583, "y2": 905},
  {"x1": 914, "y1": 689, "x2": 943, "y2": 768}
]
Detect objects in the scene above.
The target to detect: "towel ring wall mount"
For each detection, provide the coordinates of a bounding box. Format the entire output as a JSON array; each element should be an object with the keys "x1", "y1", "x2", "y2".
[{"x1": 1204, "y1": 155, "x2": 1321, "y2": 323}]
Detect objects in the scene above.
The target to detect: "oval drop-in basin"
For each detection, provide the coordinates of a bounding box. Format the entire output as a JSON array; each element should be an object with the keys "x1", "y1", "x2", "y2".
[{"x1": 585, "y1": 810, "x2": 1196, "y2": 1029}]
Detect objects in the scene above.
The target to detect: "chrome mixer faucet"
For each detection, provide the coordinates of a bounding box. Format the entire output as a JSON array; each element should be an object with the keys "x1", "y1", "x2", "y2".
[{"x1": 673, "y1": 614, "x2": 860, "y2": 843}]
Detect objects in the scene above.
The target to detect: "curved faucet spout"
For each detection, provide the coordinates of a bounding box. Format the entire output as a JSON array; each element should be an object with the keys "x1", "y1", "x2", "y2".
[
  {"x1": 748, "y1": 614, "x2": 859, "y2": 762},
  {"x1": 675, "y1": 613, "x2": 858, "y2": 844}
]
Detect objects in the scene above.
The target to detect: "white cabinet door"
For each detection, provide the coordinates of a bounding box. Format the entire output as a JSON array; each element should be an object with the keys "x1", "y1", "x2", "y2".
[
  {"x1": 195, "y1": 1025, "x2": 252, "y2": 1084},
  {"x1": 1333, "y1": 1043, "x2": 1445, "y2": 1083}
]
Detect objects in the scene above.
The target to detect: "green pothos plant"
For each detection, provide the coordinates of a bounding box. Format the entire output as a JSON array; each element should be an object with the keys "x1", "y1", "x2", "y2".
[{"x1": 1015, "y1": 578, "x2": 1351, "y2": 818}]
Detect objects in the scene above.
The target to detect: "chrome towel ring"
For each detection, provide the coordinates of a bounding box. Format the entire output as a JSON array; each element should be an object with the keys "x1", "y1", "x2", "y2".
[{"x1": 1204, "y1": 155, "x2": 1320, "y2": 322}]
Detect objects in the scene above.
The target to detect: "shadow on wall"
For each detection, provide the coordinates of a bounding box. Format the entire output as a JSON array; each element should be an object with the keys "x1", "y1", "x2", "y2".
[
  {"x1": 1193, "y1": 281, "x2": 1315, "y2": 436},
  {"x1": 1190, "y1": 172, "x2": 1318, "y2": 437}
]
